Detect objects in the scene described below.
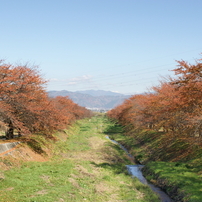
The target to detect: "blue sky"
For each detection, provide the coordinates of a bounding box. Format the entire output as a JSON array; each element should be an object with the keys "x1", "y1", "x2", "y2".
[{"x1": 1, "y1": 0, "x2": 202, "y2": 95}]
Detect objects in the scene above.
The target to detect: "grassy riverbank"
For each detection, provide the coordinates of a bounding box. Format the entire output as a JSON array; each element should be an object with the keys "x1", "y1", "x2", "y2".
[
  {"x1": 0, "y1": 115, "x2": 159, "y2": 202},
  {"x1": 107, "y1": 120, "x2": 202, "y2": 202}
]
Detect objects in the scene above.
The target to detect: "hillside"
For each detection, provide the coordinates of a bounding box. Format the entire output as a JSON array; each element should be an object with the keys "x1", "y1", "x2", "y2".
[{"x1": 48, "y1": 90, "x2": 131, "y2": 109}]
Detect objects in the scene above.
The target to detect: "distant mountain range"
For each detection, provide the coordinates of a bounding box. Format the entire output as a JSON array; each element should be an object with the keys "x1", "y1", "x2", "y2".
[{"x1": 48, "y1": 90, "x2": 131, "y2": 109}]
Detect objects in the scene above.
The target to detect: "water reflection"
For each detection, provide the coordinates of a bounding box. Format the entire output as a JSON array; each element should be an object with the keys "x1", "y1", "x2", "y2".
[
  {"x1": 126, "y1": 165, "x2": 147, "y2": 184},
  {"x1": 126, "y1": 165, "x2": 173, "y2": 202},
  {"x1": 106, "y1": 135, "x2": 173, "y2": 202}
]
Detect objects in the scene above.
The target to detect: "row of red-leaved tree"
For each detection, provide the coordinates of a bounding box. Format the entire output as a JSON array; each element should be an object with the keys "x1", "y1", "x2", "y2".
[
  {"x1": 107, "y1": 56, "x2": 202, "y2": 141},
  {"x1": 0, "y1": 61, "x2": 92, "y2": 139}
]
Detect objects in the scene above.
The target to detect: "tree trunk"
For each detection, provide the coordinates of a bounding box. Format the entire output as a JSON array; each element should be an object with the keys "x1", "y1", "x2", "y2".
[
  {"x1": 17, "y1": 128, "x2": 22, "y2": 137},
  {"x1": 5, "y1": 121, "x2": 14, "y2": 139}
]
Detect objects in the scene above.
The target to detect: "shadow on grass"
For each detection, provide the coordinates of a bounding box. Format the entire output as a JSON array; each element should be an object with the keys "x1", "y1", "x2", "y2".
[
  {"x1": 26, "y1": 139, "x2": 46, "y2": 155},
  {"x1": 90, "y1": 140, "x2": 132, "y2": 175},
  {"x1": 91, "y1": 161, "x2": 129, "y2": 175},
  {"x1": 80, "y1": 125, "x2": 91, "y2": 131},
  {"x1": 103, "y1": 123, "x2": 124, "y2": 134}
]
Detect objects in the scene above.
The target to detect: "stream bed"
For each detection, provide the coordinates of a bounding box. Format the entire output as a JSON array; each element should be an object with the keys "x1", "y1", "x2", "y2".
[{"x1": 106, "y1": 135, "x2": 173, "y2": 202}]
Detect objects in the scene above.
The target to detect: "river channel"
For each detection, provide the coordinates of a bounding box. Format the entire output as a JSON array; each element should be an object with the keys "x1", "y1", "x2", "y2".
[{"x1": 106, "y1": 135, "x2": 173, "y2": 202}]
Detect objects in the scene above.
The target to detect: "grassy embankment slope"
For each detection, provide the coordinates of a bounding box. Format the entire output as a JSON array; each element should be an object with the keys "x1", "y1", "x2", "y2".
[
  {"x1": 0, "y1": 115, "x2": 159, "y2": 202},
  {"x1": 107, "y1": 121, "x2": 202, "y2": 202}
]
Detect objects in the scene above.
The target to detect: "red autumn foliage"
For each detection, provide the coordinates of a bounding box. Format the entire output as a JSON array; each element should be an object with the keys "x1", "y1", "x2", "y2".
[
  {"x1": 51, "y1": 96, "x2": 92, "y2": 125},
  {"x1": 0, "y1": 61, "x2": 92, "y2": 139},
  {"x1": 108, "y1": 94, "x2": 147, "y2": 130},
  {"x1": 107, "y1": 55, "x2": 202, "y2": 140}
]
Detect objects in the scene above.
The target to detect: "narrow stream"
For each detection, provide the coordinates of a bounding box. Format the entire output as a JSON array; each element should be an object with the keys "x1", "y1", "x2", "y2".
[{"x1": 106, "y1": 135, "x2": 173, "y2": 202}]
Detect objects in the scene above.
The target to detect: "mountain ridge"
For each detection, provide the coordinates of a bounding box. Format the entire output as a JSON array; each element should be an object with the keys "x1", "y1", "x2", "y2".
[
  {"x1": 48, "y1": 90, "x2": 131, "y2": 109},
  {"x1": 75, "y1": 90, "x2": 125, "y2": 97}
]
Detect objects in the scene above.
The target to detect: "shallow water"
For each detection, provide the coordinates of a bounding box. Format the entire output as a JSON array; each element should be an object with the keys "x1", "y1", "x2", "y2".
[
  {"x1": 106, "y1": 135, "x2": 173, "y2": 202},
  {"x1": 126, "y1": 165, "x2": 173, "y2": 202}
]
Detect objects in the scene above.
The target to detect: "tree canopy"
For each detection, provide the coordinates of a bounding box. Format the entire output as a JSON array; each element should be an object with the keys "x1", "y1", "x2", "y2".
[
  {"x1": 0, "y1": 61, "x2": 92, "y2": 139},
  {"x1": 107, "y1": 56, "x2": 202, "y2": 140}
]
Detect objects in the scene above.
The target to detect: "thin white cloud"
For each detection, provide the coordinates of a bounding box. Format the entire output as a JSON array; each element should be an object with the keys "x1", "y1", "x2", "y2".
[
  {"x1": 49, "y1": 78, "x2": 59, "y2": 81},
  {"x1": 67, "y1": 81, "x2": 77, "y2": 85},
  {"x1": 71, "y1": 75, "x2": 92, "y2": 82},
  {"x1": 47, "y1": 75, "x2": 99, "y2": 90},
  {"x1": 66, "y1": 75, "x2": 93, "y2": 86}
]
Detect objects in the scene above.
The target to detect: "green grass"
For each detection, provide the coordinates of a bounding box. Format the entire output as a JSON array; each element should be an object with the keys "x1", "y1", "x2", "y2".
[
  {"x1": 143, "y1": 161, "x2": 202, "y2": 202},
  {"x1": 0, "y1": 116, "x2": 160, "y2": 202},
  {"x1": 0, "y1": 160, "x2": 75, "y2": 202},
  {"x1": 106, "y1": 118, "x2": 202, "y2": 202}
]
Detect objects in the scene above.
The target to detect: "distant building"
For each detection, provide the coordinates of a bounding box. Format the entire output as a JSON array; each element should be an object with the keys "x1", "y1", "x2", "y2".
[{"x1": 86, "y1": 108, "x2": 110, "y2": 113}]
